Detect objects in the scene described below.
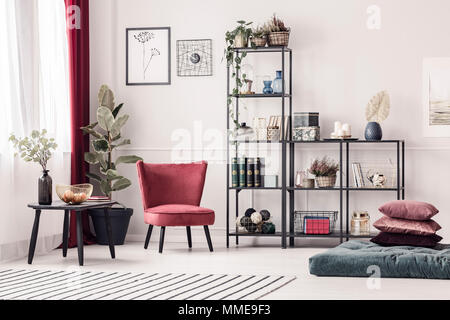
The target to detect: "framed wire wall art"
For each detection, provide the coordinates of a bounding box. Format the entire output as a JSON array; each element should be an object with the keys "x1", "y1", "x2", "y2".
[
  {"x1": 126, "y1": 27, "x2": 171, "y2": 85},
  {"x1": 176, "y1": 39, "x2": 212, "y2": 77}
]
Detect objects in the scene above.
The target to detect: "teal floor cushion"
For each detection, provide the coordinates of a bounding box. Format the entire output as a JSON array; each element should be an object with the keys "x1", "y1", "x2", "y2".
[{"x1": 309, "y1": 240, "x2": 450, "y2": 279}]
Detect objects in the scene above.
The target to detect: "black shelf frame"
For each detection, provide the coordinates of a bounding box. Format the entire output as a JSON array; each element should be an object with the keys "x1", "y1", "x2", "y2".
[{"x1": 225, "y1": 45, "x2": 405, "y2": 249}]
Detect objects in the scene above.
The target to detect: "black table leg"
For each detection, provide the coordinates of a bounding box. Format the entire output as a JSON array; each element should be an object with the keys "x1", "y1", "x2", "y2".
[
  {"x1": 76, "y1": 212, "x2": 84, "y2": 266},
  {"x1": 62, "y1": 210, "x2": 69, "y2": 257},
  {"x1": 103, "y1": 207, "x2": 115, "y2": 259},
  {"x1": 28, "y1": 210, "x2": 41, "y2": 264}
]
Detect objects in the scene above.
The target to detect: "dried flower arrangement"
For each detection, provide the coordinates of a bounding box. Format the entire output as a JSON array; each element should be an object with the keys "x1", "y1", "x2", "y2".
[{"x1": 309, "y1": 157, "x2": 339, "y2": 177}]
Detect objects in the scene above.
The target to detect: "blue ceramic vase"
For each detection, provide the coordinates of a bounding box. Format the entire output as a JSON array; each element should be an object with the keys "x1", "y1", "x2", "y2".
[
  {"x1": 263, "y1": 80, "x2": 273, "y2": 94},
  {"x1": 365, "y1": 122, "x2": 382, "y2": 140},
  {"x1": 273, "y1": 70, "x2": 283, "y2": 94}
]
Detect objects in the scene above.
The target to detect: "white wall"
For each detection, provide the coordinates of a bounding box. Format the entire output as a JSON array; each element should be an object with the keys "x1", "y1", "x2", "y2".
[{"x1": 90, "y1": 0, "x2": 450, "y2": 245}]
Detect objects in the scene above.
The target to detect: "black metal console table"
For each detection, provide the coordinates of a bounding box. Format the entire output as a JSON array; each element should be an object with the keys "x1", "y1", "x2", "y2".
[{"x1": 27, "y1": 201, "x2": 117, "y2": 266}]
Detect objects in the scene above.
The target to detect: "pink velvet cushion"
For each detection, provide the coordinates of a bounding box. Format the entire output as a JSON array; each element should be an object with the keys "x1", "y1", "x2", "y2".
[
  {"x1": 373, "y1": 216, "x2": 441, "y2": 236},
  {"x1": 145, "y1": 204, "x2": 214, "y2": 215},
  {"x1": 378, "y1": 200, "x2": 439, "y2": 221},
  {"x1": 144, "y1": 205, "x2": 215, "y2": 227}
]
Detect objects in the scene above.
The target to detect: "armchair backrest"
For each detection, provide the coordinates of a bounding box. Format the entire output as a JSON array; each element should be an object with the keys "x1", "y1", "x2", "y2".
[{"x1": 136, "y1": 160, "x2": 208, "y2": 210}]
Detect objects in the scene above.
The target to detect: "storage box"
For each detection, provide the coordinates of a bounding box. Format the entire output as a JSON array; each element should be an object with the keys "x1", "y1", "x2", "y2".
[
  {"x1": 293, "y1": 112, "x2": 319, "y2": 127},
  {"x1": 263, "y1": 175, "x2": 278, "y2": 188},
  {"x1": 292, "y1": 126, "x2": 320, "y2": 141}
]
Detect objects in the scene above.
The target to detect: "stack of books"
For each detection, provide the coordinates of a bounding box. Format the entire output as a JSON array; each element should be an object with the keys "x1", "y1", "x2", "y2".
[
  {"x1": 352, "y1": 162, "x2": 365, "y2": 188},
  {"x1": 231, "y1": 157, "x2": 263, "y2": 188}
]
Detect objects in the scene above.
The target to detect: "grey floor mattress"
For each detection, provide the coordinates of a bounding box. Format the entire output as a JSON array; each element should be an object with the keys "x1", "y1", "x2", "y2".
[{"x1": 309, "y1": 240, "x2": 450, "y2": 279}]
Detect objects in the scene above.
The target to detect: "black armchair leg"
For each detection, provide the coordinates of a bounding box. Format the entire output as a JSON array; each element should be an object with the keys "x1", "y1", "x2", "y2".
[
  {"x1": 186, "y1": 226, "x2": 192, "y2": 248},
  {"x1": 203, "y1": 225, "x2": 213, "y2": 252},
  {"x1": 144, "y1": 225, "x2": 153, "y2": 249},
  {"x1": 159, "y1": 227, "x2": 166, "y2": 253}
]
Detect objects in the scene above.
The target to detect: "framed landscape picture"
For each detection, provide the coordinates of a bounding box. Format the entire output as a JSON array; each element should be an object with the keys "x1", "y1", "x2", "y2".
[
  {"x1": 126, "y1": 27, "x2": 171, "y2": 85},
  {"x1": 423, "y1": 57, "x2": 450, "y2": 136}
]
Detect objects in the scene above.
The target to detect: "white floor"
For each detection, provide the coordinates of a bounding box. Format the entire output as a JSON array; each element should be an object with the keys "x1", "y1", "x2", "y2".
[{"x1": 2, "y1": 240, "x2": 449, "y2": 300}]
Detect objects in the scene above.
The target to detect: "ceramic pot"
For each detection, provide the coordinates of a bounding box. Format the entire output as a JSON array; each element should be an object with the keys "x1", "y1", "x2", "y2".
[
  {"x1": 234, "y1": 32, "x2": 248, "y2": 48},
  {"x1": 365, "y1": 122, "x2": 382, "y2": 141},
  {"x1": 89, "y1": 207, "x2": 133, "y2": 245}
]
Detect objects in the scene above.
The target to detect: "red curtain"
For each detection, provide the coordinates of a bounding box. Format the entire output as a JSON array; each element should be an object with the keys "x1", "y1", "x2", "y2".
[{"x1": 65, "y1": 0, "x2": 96, "y2": 247}]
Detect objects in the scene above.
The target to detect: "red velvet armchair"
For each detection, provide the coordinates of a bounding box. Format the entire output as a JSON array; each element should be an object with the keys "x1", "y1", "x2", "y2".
[{"x1": 136, "y1": 160, "x2": 214, "y2": 253}]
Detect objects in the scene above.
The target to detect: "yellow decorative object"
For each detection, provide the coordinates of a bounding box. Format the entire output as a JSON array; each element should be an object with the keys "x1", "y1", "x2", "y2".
[{"x1": 56, "y1": 184, "x2": 93, "y2": 204}]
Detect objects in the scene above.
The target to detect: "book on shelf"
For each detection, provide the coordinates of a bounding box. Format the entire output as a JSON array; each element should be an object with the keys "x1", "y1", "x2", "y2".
[
  {"x1": 254, "y1": 158, "x2": 262, "y2": 187},
  {"x1": 231, "y1": 157, "x2": 238, "y2": 187},
  {"x1": 246, "y1": 158, "x2": 255, "y2": 187},
  {"x1": 238, "y1": 157, "x2": 247, "y2": 187},
  {"x1": 352, "y1": 162, "x2": 365, "y2": 188}
]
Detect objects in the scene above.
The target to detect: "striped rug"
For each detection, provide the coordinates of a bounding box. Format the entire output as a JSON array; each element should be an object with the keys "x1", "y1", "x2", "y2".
[{"x1": 0, "y1": 269, "x2": 295, "y2": 300}]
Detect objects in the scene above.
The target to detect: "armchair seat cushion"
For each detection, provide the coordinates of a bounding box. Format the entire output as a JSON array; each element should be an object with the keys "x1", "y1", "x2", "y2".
[{"x1": 144, "y1": 204, "x2": 215, "y2": 226}]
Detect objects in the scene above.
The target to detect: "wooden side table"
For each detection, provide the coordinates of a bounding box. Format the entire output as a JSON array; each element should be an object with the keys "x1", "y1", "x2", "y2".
[{"x1": 27, "y1": 201, "x2": 117, "y2": 266}]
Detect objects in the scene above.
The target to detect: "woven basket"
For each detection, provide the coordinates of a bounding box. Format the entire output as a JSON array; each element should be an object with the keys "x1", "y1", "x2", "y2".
[
  {"x1": 268, "y1": 31, "x2": 290, "y2": 46},
  {"x1": 315, "y1": 176, "x2": 337, "y2": 188},
  {"x1": 251, "y1": 37, "x2": 267, "y2": 47}
]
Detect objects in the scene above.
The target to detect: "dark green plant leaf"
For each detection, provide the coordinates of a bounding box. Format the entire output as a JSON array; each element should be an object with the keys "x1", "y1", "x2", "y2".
[
  {"x1": 85, "y1": 152, "x2": 100, "y2": 164},
  {"x1": 80, "y1": 126, "x2": 103, "y2": 139},
  {"x1": 92, "y1": 139, "x2": 109, "y2": 153},
  {"x1": 115, "y1": 155, "x2": 143, "y2": 165},
  {"x1": 112, "y1": 103, "x2": 124, "y2": 118},
  {"x1": 86, "y1": 172, "x2": 102, "y2": 182},
  {"x1": 112, "y1": 178, "x2": 131, "y2": 191},
  {"x1": 100, "y1": 180, "x2": 112, "y2": 197}
]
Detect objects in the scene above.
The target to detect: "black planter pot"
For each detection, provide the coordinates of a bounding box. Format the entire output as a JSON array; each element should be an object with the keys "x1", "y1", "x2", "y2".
[
  {"x1": 38, "y1": 170, "x2": 52, "y2": 205},
  {"x1": 89, "y1": 207, "x2": 133, "y2": 245},
  {"x1": 364, "y1": 121, "x2": 383, "y2": 141}
]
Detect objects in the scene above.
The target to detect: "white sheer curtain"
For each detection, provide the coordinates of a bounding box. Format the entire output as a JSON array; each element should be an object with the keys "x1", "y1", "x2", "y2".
[{"x1": 0, "y1": 0, "x2": 71, "y2": 262}]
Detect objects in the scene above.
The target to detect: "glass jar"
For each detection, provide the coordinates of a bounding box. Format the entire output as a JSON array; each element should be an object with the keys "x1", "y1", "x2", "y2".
[
  {"x1": 351, "y1": 211, "x2": 370, "y2": 236},
  {"x1": 295, "y1": 170, "x2": 306, "y2": 187}
]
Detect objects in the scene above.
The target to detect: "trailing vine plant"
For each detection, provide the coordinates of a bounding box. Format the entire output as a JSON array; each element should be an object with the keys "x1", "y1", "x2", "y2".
[{"x1": 224, "y1": 21, "x2": 254, "y2": 131}]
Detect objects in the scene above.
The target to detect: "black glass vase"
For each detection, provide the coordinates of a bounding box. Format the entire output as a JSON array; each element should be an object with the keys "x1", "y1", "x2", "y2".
[{"x1": 38, "y1": 170, "x2": 52, "y2": 205}]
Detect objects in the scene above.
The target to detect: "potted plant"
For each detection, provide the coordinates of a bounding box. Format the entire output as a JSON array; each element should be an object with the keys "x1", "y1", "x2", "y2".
[
  {"x1": 250, "y1": 25, "x2": 269, "y2": 47},
  {"x1": 226, "y1": 20, "x2": 253, "y2": 49},
  {"x1": 309, "y1": 157, "x2": 339, "y2": 188},
  {"x1": 9, "y1": 130, "x2": 58, "y2": 205},
  {"x1": 81, "y1": 85, "x2": 143, "y2": 245},
  {"x1": 365, "y1": 90, "x2": 390, "y2": 141},
  {"x1": 266, "y1": 14, "x2": 291, "y2": 47}
]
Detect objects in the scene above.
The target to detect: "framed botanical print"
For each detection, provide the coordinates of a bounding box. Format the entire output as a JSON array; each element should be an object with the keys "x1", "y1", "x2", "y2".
[
  {"x1": 423, "y1": 57, "x2": 450, "y2": 136},
  {"x1": 126, "y1": 27, "x2": 171, "y2": 85}
]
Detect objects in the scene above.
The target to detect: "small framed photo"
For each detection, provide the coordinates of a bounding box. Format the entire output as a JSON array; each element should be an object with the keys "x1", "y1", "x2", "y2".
[
  {"x1": 126, "y1": 27, "x2": 171, "y2": 85},
  {"x1": 176, "y1": 39, "x2": 212, "y2": 76}
]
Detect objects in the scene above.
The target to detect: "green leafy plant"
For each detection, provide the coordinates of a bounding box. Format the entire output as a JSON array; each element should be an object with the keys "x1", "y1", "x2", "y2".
[
  {"x1": 267, "y1": 14, "x2": 290, "y2": 32},
  {"x1": 9, "y1": 129, "x2": 57, "y2": 171},
  {"x1": 309, "y1": 157, "x2": 339, "y2": 177},
  {"x1": 252, "y1": 25, "x2": 269, "y2": 38},
  {"x1": 81, "y1": 85, "x2": 143, "y2": 198},
  {"x1": 224, "y1": 20, "x2": 254, "y2": 130}
]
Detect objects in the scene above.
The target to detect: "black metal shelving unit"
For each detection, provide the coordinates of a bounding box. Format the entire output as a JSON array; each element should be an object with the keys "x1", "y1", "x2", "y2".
[{"x1": 225, "y1": 46, "x2": 405, "y2": 249}]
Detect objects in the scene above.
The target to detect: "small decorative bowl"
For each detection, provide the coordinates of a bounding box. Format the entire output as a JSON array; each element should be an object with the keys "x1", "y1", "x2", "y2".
[{"x1": 56, "y1": 184, "x2": 93, "y2": 204}]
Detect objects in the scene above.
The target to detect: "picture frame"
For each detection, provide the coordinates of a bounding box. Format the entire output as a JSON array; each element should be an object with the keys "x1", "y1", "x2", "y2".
[
  {"x1": 423, "y1": 57, "x2": 450, "y2": 136},
  {"x1": 176, "y1": 39, "x2": 212, "y2": 77},
  {"x1": 126, "y1": 27, "x2": 171, "y2": 85}
]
